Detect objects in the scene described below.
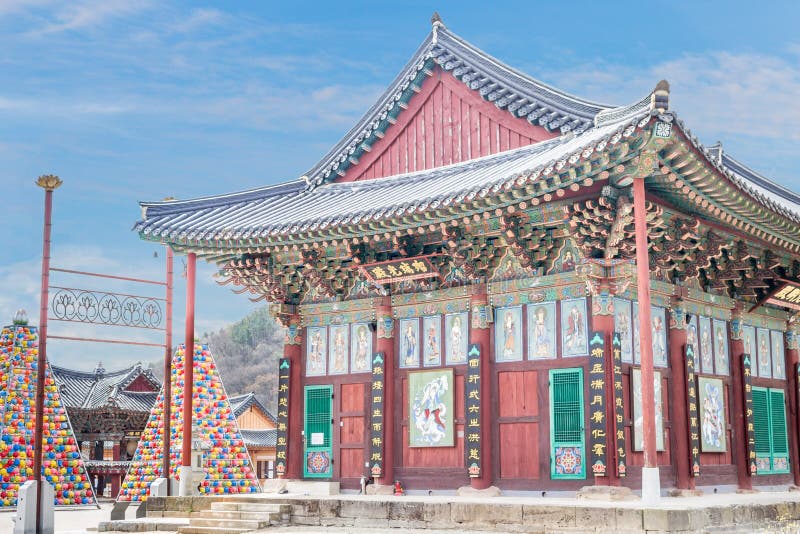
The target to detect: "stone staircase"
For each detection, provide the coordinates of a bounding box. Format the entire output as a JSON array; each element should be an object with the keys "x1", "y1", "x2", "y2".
[{"x1": 177, "y1": 500, "x2": 291, "y2": 534}]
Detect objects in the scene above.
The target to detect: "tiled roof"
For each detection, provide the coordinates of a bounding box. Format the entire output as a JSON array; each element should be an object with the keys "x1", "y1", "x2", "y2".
[
  {"x1": 136, "y1": 111, "x2": 650, "y2": 246},
  {"x1": 704, "y1": 143, "x2": 800, "y2": 221},
  {"x1": 301, "y1": 23, "x2": 653, "y2": 189},
  {"x1": 240, "y1": 429, "x2": 276, "y2": 448},
  {"x1": 229, "y1": 392, "x2": 276, "y2": 423},
  {"x1": 51, "y1": 363, "x2": 160, "y2": 413}
]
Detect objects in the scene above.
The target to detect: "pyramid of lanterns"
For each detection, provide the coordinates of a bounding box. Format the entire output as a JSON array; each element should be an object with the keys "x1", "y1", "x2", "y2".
[
  {"x1": 0, "y1": 318, "x2": 95, "y2": 507},
  {"x1": 118, "y1": 342, "x2": 260, "y2": 501}
]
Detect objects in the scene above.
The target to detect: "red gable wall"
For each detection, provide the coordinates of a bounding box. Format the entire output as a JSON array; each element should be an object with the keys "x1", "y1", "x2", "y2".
[
  {"x1": 125, "y1": 374, "x2": 157, "y2": 392},
  {"x1": 341, "y1": 66, "x2": 558, "y2": 183}
]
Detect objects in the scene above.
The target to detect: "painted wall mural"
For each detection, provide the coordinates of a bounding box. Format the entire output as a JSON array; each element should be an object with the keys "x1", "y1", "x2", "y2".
[
  {"x1": 423, "y1": 316, "x2": 442, "y2": 367},
  {"x1": 408, "y1": 369, "x2": 454, "y2": 447},
  {"x1": 399, "y1": 318, "x2": 420, "y2": 368},
  {"x1": 306, "y1": 326, "x2": 327, "y2": 376},
  {"x1": 527, "y1": 301, "x2": 556, "y2": 359},
  {"x1": 699, "y1": 377, "x2": 727, "y2": 453},
  {"x1": 328, "y1": 324, "x2": 349, "y2": 375},
  {"x1": 632, "y1": 368, "x2": 665, "y2": 451},
  {"x1": 613, "y1": 298, "x2": 633, "y2": 363},
  {"x1": 771, "y1": 330, "x2": 786, "y2": 379},
  {"x1": 651, "y1": 306, "x2": 667, "y2": 367},
  {"x1": 351, "y1": 323, "x2": 372, "y2": 373},
  {"x1": 713, "y1": 319, "x2": 729, "y2": 375},
  {"x1": 757, "y1": 328, "x2": 772, "y2": 378},
  {"x1": 495, "y1": 306, "x2": 523, "y2": 361},
  {"x1": 561, "y1": 298, "x2": 588, "y2": 357},
  {"x1": 445, "y1": 312, "x2": 468, "y2": 365},
  {"x1": 687, "y1": 315, "x2": 699, "y2": 355},
  {"x1": 699, "y1": 316, "x2": 713, "y2": 374}
]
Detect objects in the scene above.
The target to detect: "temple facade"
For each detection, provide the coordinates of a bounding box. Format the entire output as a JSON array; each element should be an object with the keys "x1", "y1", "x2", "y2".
[{"x1": 134, "y1": 20, "x2": 800, "y2": 493}]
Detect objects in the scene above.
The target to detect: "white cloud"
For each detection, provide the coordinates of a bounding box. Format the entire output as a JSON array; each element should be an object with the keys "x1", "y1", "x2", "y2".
[
  {"x1": 32, "y1": 0, "x2": 152, "y2": 35},
  {"x1": 539, "y1": 50, "x2": 800, "y2": 143}
]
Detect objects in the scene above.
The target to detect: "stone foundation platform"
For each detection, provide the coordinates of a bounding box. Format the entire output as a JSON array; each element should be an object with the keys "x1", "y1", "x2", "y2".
[{"x1": 129, "y1": 490, "x2": 800, "y2": 533}]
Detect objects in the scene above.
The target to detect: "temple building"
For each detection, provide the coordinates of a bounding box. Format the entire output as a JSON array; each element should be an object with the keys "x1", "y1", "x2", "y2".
[
  {"x1": 133, "y1": 18, "x2": 800, "y2": 494},
  {"x1": 230, "y1": 392, "x2": 278, "y2": 479},
  {"x1": 52, "y1": 362, "x2": 160, "y2": 496}
]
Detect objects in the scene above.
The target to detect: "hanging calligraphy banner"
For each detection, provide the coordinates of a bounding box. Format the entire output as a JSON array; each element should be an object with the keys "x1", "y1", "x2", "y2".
[
  {"x1": 685, "y1": 344, "x2": 701, "y2": 477},
  {"x1": 465, "y1": 344, "x2": 482, "y2": 477},
  {"x1": 742, "y1": 353, "x2": 758, "y2": 475},
  {"x1": 588, "y1": 331, "x2": 607, "y2": 476},
  {"x1": 275, "y1": 358, "x2": 291, "y2": 477},
  {"x1": 369, "y1": 352, "x2": 386, "y2": 478},
  {"x1": 611, "y1": 332, "x2": 627, "y2": 477}
]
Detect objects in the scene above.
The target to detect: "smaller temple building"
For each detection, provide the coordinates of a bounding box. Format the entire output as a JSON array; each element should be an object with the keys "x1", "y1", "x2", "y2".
[
  {"x1": 230, "y1": 392, "x2": 278, "y2": 479},
  {"x1": 52, "y1": 362, "x2": 160, "y2": 497}
]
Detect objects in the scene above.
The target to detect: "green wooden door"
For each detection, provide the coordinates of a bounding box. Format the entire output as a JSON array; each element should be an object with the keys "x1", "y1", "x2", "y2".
[
  {"x1": 549, "y1": 368, "x2": 586, "y2": 479},
  {"x1": 304, "y1": 385, "x2": 333, "y2": 478},
  {"x1": 752, "y1": 387, "x2": 790, "y2": 474},
  {"x1": 769, "y1": 389, "x2": 789, "y2": 473}
]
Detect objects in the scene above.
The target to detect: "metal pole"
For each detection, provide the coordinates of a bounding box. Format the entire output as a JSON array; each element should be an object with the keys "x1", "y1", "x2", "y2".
[
  {"x1": 34, "y1": 174, "x2": 62, "y2": 534},
  {"x1": 162, "y1": 246, "x2": 174, "y2": 494},
  {"x1": 633, "y1": 176, "x2": 659, "y2": 502},
  {"x1": 182, "y1": 253, "x2": 196, "y2": 470}
]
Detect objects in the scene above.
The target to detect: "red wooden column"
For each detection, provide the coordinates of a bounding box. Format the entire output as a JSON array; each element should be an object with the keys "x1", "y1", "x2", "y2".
[
  {"x1": 111, "y1": 442, "x2": 121, "y2": 497},
  {"x1": 667, "y1": 298, "x2": 693, "y2": 490},
  {"x1": 729, "y1": 305, "x2": 752, "y2": 491},
  {"x1": 469, "y1": 288, "x2": 493, "y2": 489},
  {"x1": 181, "y1": 253, "x2": 197, "y2": 482},
  {"x1": 590, "y1": 280, "x2": 618, "y2": 487},
  {"x1": 34, "y1": 175, "x2": 61, "y2": 533},
  {"x1": 784, "y1": 321, "x2": 800, "y2": 487},
  {"x1": 283, "y1": 312, "x2": 303, "y2": 480},
  {"x1": 375, "y1": 299, "x2": 396, "y2": 486},
  {"x1": 632, "y1": 174, "x2": 659, "y2": 502}
]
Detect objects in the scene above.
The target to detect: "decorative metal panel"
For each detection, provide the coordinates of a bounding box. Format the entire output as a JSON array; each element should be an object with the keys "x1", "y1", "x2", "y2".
[
  {"x1": 587, "y1": 332, "x2": 607, "y2": 476},
  {"x1": 369, "y1": 353, "x2": 385, "y2": 478},
  {"x1": 275, "y1": 358, "x2": 290, "y2": 477},
  {"x1": 464, "y1": 344, "x2": 482, "y2": 477}
]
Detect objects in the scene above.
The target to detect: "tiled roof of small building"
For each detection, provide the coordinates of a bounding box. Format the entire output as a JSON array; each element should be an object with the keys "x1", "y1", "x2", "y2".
[
  {"x1": 51, "y1": 362, "x2": 160, "y2": 413},
  {"x1": 240, "y1": 429, "x2": 276, "y2": 448},
  {"x1": 229, "y1": 392, "x2": 276, "y2": 423}
]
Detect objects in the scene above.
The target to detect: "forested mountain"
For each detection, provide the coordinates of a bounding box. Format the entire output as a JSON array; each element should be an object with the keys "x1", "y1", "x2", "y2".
[
  {"x1": 204, "y1": 306, "x2": 283, "y2": 414},
  {"x1": 147, "y1": 306, "x2": 284, "y2": 413}
]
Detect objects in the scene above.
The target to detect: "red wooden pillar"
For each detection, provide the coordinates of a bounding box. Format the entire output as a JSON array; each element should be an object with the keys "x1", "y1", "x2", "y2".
[
  {"x1": 182, "y1": 253, "x2": 196, "y2": 470},
  {"x1": 111, "y1": 441, "x2": 121, "y2": 498},
  {"x1": 284, "y1": 312, "x2": 303, "y2": 479},
  {"x1": 632, "y1": 175, "x2": 659, "y2": 501},
  {"x1": 590, "y1": 281, "x2": 617, "y2": 486},
  {"x1": 667, "y1": 298, "x2": 693, "y2": 490},
  {"x1": 34, "y1": 175, "x2": 61, "y2": 533},
  {"x1": 375, "y1": 299, "x2": 395, "y2": 486},
  {"x1": 784, "y1": 323, "x2": 800, "y2": 487},
  {"x1": 729, "y1": 306, "x2": 752, "y2": 491},
  {"x1": 469, "y1": 288, "x2": 493, "y2": 490}
]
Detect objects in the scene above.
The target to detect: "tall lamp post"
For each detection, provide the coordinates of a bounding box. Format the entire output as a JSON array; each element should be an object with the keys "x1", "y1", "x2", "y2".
[{"x1": 34, "y1": 174, "x2": 62, "y2": 534}]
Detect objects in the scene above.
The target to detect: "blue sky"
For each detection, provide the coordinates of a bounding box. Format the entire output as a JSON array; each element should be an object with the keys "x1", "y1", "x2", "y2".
[{"x1": 1, "y1": 1, "x2": 799, "y2": 370}]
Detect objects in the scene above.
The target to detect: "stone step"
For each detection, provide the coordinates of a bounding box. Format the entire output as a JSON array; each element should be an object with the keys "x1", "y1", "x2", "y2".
[
  {"x1": 189, "y1": 518, "x2": 267, "y2": 529},
  {"x1": 148, "y1": 510, "x2": 191, "y2": 518},
  {"x1": 210, "y1": 501, "x2": 284, "y2": 513},
  {"x1": 177, "y1": 527, "x2": 249, "y2": 534},
  {"x1": 190, "y1": 510, "x2": 277, "y2": 521}
]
